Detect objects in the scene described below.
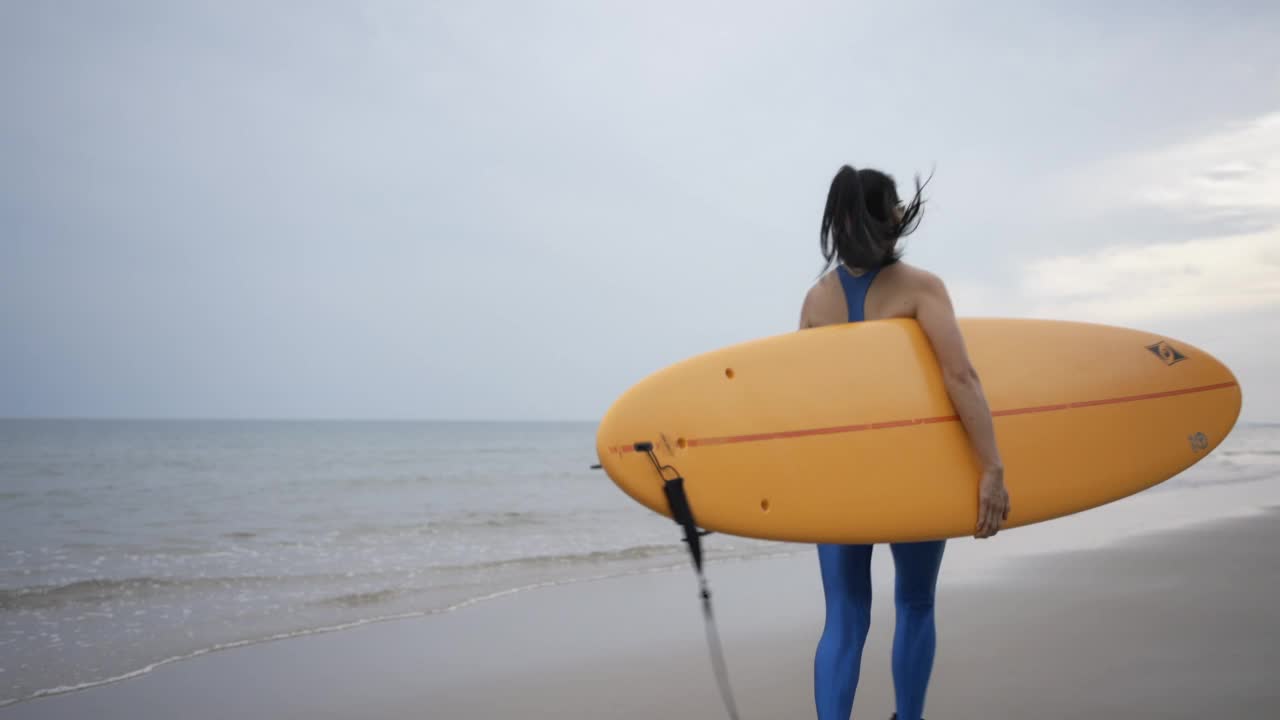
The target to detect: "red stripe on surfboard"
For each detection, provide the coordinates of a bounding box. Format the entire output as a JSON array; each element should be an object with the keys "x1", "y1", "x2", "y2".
[
  {"x1": 673, "y1": 380, "x2": 1237, "y2": 450},
  {"x1": 689, "y1": 423, "x2": 871, "y2": 448},
  {"x1": 992, "y1": 403, "x2": 1069, "y2": 417},
  {"x1": 1065, "y1": 381, "x2": 1237, "y2": 408}
]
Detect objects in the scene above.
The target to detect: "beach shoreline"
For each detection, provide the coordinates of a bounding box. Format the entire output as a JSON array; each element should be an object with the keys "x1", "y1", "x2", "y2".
[{"x1": 4, "y1": 486, "x2": 1279, "y2": 719}]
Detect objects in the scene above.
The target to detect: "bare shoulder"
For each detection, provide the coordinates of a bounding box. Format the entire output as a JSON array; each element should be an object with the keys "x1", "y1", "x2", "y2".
[
  {"x1": 799, "y1": 269, "x2": 845, "y2": 329},
  {"x1": 883, "y1": 261, "x2": 947, "y2": 295},
  {"x1": 803, "y1": 269, "x2": 841, "y2": 303}
]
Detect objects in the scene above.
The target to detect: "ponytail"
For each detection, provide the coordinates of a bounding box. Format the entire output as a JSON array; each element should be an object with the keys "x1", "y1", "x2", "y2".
[{"x1": 820, "y1": 165, "x2": 928, "y2": 273}]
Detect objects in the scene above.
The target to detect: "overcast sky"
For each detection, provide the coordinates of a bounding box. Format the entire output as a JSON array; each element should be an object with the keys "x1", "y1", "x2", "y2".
[{"x1": 3, "y1": 1, "x2": 1278, "y2": 421}]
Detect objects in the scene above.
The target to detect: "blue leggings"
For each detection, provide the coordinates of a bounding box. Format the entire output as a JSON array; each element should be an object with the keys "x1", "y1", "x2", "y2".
[{"x1": 815, "y1": 541, "x2": 946, "y2": 720}]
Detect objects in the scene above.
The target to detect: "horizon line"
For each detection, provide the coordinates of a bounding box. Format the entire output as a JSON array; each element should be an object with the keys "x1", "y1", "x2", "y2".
[{"x1": 0, "y1": 416, "x2": 601, "y2": 424}]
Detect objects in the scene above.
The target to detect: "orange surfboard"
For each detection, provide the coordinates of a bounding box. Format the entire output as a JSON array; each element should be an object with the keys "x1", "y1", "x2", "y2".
[{"x1": 596, "y1": 319, "x2": 1241, "y2": 544}]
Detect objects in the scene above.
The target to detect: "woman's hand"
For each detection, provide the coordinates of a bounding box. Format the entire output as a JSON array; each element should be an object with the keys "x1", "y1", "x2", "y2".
[{"x1": 975, "y1": 466, "x2": 1010, "y2": 539}]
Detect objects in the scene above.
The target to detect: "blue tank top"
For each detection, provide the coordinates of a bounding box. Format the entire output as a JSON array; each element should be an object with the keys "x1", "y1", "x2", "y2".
[{"x1": 836, "y1": 265, "x2": 880, "y2": 323}]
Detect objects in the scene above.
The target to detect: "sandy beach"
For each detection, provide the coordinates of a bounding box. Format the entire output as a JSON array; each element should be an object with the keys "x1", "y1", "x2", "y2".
[{"x1": 4, "y1": 497, "x2": 1278, "y2": 720}]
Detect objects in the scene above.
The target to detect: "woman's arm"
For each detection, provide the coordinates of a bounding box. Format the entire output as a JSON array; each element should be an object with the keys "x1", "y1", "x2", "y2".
[{"x1": 913, "y1": 271, "x2": 1011, "y2": 538}]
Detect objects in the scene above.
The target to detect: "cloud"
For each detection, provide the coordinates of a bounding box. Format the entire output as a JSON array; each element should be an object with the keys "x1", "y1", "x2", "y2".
[
  {"x1": 1087, "y1": 111, "x2": 1280, "y2": 224},
  {"x1": 1022, "y1": 110, "x2": 1280, "y2": 324},
  {"x1": 1021, "y1": 230, "x2": 1280, "y2": 323}
]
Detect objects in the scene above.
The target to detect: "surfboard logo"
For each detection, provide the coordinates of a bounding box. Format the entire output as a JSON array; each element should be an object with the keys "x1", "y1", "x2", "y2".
[
  {"x1": 1146, "y1": 341, "x2": 1187, "y2": 366},
  {"x1": 1188, "y1": 432, "x2": 1209, "y2": 452},
  {"x1": 658, "y1": 433, "x2": 676, "y2": 456}
]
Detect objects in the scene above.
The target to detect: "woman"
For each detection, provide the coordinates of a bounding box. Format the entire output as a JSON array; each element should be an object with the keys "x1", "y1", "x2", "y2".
[{"x1": 799, "y1": 166, "x2": 1011, "y2": 720}]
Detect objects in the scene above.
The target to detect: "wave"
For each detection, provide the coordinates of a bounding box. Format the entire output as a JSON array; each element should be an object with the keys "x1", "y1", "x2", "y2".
[
  {"x1": 340, "y1": 472, "x2": 509, "y2": 489},
  {"x1": 0, "y1": 545, "x2": 676, "y2": 612},
  {"x1": 471, "y1": 446, "x2": 541, "y2": 455},
  {"x1": 449, "y1": 510, "x2": 548, "y2": 529},
  {"x1": 1, "y1": 537, "x2": 786, "y2": 613},
  {"x1": 342, "y1": 474, "x2": 437, "y2": 489},
  {"x1": 0, "y1": 543, "x2": 804, "y2": 708},
  {"x1": 0, "y1": 577, "x2": 188, "y2": 611},
  {"x1": 333, "y1": 511, "x2": 549, "y2": 540},
  {"x1": 0, "y1": 546, "x2": 805, "y2": 709},
  {"x1": 434, "y1": 543, "x2": 716, "y2": 574},
  {"x1": 0, "y1": 574, "x2": 314, "y2": 612},
  {"x1": 312, "y1": 588, "x2": 402, "y2": 608}
]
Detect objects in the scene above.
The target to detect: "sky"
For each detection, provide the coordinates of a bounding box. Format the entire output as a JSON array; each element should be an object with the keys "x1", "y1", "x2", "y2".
[{"x1": 2, "y1": 1, "x2": 1278, "y2": 421}]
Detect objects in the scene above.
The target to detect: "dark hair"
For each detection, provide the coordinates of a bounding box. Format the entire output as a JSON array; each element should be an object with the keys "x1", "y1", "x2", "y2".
[{"x1": 820, "y1": 165, "x2": 927, "y2": 272}]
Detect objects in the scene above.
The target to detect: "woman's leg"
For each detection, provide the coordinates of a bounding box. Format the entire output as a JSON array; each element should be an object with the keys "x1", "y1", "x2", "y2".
[
  {"x1": 889, "y1": 540, "x2": 946, "y2": 720},
  {"x1": 814, "y1": 543, "x2": 874, "y2": 720}
]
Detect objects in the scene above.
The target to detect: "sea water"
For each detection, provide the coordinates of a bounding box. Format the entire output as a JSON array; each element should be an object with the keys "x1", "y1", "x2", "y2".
[{"x1": 0, "y1": 419, "x2": 1276, "y2": 705}]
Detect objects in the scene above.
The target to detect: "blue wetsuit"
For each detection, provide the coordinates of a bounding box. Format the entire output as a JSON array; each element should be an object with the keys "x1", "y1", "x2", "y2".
[{"x1": 814, "y1": 265, "x2": 946, "y2": 720}]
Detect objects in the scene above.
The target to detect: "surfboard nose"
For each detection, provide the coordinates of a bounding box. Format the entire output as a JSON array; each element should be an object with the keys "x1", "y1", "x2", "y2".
[{"x1": 1159, "y1": 333, "x2": 1243, "y2": 443}]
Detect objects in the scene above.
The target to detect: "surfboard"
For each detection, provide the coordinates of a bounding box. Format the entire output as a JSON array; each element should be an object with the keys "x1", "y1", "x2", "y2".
[{"x1": 595, "y1": 318, "x2": 1241, "y2": 544}]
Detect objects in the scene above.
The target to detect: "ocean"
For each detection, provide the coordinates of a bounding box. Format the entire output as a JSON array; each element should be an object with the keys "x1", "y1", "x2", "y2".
[{"x1": 1, "y1": 419, "x2": 1277, "y2": 706}]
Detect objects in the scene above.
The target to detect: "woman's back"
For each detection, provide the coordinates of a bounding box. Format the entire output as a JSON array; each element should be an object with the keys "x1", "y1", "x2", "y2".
[
  {"x1": 800, "y1": 260, "x2": 940, "y2": 328},
  {"x1": 805, "y1": 164, "x2": 1010, "y2": 720},
  {"x1": 801, "y1": 165, "x2": 1007, "y2": 540}
]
